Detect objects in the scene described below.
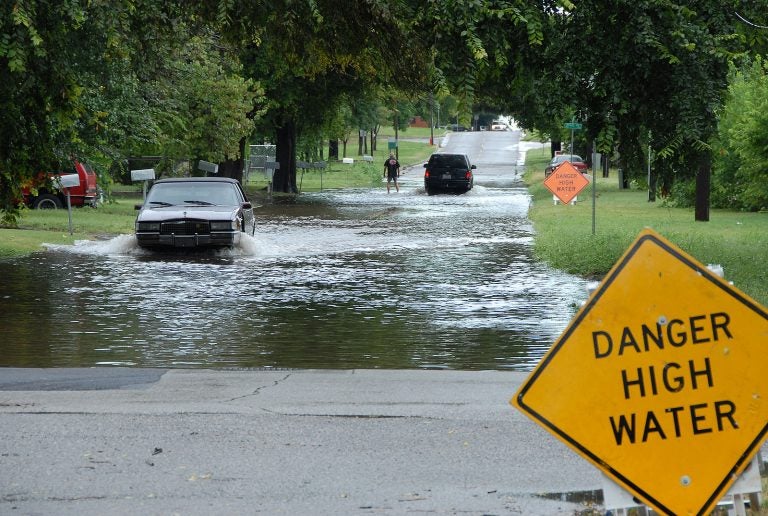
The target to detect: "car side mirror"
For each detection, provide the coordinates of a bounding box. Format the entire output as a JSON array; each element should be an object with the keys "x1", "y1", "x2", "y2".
[
  {"x1": 242, "y1": 202, "x2": 252, "y2": 209},
  {"x1": 134, "y1": 204, "x2": 143, "y2": 210},
  {"x1": 423, "y1": 163, "x2": 428, "y2": 168},
  {"x1": 471, "y1": 165, "x2": 477, "y2": 169}
]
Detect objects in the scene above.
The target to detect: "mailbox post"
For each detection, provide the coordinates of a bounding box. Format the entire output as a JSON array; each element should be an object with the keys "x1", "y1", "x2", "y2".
[
  {"x1": 264, "y1": 161, "x2": 280, "y2": 197},
  {"x1": 56, "y1": 173, "x2": 80, "y2": 235},
  {"x1": 130, "y1": 168, "x2": 156, "y2": 202}
]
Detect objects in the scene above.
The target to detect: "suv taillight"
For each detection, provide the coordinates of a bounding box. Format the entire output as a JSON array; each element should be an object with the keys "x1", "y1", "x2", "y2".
[
  {"x1": 424, "y1": 170, "x2": 430, "y2": 178},
  {"x1": 465, "y1": 170, "x2": 472, "y2": 179}
]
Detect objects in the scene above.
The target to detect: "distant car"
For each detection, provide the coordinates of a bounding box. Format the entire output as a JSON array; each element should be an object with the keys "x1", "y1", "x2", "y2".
[
  {"x1": 490, "y1": 120, "x2": 506, "y2": 131},
  {"x1": 544, "y1": 154, "x2": 588, "y2": 177},
  {"x1": 446, "y1": 123, "x2": 467, "y2": 132},
  {"x1": 135, "y1": 177, "x2": 256, "y2": 249},
  {"x1": 423, "y1": 153, "x2": 476, "y2": 195}
]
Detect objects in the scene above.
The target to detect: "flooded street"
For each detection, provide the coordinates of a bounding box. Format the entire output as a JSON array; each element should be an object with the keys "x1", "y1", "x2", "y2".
[{"x1": 0, "y1": 132, "x2": 588, "y2": 370}]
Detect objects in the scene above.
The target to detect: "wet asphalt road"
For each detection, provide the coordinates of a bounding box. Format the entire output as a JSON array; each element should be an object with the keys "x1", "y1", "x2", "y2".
[{"x1": 0, "y1": 368, "x2": 604, "y2": 515}]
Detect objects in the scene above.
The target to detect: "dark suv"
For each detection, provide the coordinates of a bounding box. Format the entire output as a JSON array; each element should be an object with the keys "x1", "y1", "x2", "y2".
[{"x1": 423, "y1": 153, "x2": 476, "y2": 195}]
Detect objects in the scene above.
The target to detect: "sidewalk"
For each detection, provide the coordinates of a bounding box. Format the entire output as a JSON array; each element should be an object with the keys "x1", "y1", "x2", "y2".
[{"x1": 0, "y1": 368, "x2": 602, "y2": 515}]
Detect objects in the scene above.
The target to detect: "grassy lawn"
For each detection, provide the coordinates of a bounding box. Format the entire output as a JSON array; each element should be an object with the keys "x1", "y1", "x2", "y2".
[
  {"x1": 524, "y1": 146, "x2": 768, "y2": 306},
  {"x1": 245, "y1": 137, "x2": 439, "y2": 192},
  {"x1": 0, "y1": 200, "x2": 139, "y2": 258},
  {"x1": 0, "y1": 134, "x2": 442, "y2": 256}
]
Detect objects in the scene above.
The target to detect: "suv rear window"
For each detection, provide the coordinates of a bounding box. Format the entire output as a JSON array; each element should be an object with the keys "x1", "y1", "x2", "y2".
[{"x1": 428, "y1": 155, "x2": 469, "y2": 168}]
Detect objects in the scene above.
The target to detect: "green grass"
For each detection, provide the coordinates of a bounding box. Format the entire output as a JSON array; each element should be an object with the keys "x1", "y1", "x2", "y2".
[
  {"x1": 0, "y1": 137, "x2": 439, "y2": 256},
  {"x1": 524, "y1": 146, "x2": 768, "y2": 306},
  {"x1": 0, "y1": 200, "x2": 139, "y2": 257},
  {"x1": 245, "y1": 138, "x2": 438, "y2": 192}
]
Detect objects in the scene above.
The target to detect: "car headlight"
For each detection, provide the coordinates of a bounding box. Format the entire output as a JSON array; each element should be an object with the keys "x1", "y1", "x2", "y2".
[
  {"x1": 136, "y1": 222, "x2": 161, "y2": 231},
  {"x1": 210, "y1": 220, "x2": 237, "y2": 231}
]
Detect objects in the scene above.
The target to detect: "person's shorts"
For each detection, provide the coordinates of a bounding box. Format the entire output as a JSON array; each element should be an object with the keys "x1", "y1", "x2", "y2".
[{"x1": 387, "y1": 172, "x2": 398, "y2": 181}]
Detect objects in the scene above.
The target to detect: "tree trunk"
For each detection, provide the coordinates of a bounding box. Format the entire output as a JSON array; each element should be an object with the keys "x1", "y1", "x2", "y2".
[
  {"x1": 357, "y1": 131, "x2": 364, "y2": 156},
  {"x1": 370, "y1": 129, "x2": 375, "y2": 154},
  {"x1": 216, "y1": 138, "x2": 246, "y2": 183},
  {"x1": 274, "y1": 120, "x2": 298, "y2": 193},
  {"x1": 329, "y1": 139, "x2": 339, "y2": 160},
  {"x1": 551, "y1": 140, "x2": 562, "y2": 158},
  {"x1": 695, "y1": 152, "x2": 711, "y2": 222}
]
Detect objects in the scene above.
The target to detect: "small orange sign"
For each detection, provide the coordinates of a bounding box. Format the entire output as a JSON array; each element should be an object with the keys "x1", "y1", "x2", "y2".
[{"x1": 544, "y1": 161, "x2": 590, "y2": 204}]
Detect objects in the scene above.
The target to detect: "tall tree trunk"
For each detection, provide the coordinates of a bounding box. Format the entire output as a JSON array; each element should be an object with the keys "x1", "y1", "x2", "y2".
[
  {"x1": 275, "y1": 119, "x2": 298, "y2": 193},
  {"x1": 369, "y1": 129, "x2": 375, "y2": 154},
  {"x1": 217, "y1": 138, "x2": 246, "y2": 183},
  {"x1": 329, "y1": 139, "x2": 339, "y2": 160},
  {"x1": 695, "y1": 152, "x2": 711, "y2": 222}
]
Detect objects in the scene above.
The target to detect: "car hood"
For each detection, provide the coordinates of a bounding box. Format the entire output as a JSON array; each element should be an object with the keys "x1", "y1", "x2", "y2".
[{"x1": 137, "y1": 205, "x2": 242, "y2": 222}]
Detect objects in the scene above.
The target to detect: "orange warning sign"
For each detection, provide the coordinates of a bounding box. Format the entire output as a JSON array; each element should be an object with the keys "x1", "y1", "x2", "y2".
[{"x1": 543, "y1": 161, "x2": 590, "y2": 204}]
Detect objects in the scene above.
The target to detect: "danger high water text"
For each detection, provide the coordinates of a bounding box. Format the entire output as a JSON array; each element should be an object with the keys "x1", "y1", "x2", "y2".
[{"x1": 590, "y1": 311, "x2": 739, "y2": 445}]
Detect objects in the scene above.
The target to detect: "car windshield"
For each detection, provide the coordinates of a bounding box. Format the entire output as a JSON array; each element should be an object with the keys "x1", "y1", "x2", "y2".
[
  {"x1": 146, "y1": 182, "x2": 241, "y2": 206},
  {"x1": 552, "y1": 155, "x2": 584, "y2": 164},
  {"x1": 429, "y1": 155, "x2": 468, "y2": 168}
]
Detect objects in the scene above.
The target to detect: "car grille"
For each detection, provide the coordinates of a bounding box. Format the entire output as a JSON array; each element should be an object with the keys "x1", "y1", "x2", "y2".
[{"x1": 160, "y1": 220, "x2": 210, "y2": 235}]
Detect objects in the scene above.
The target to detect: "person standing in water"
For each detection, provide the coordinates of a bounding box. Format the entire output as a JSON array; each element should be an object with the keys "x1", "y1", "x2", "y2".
[{"x1": 384, "y1": 152, "x2": 400, "y2": 193}]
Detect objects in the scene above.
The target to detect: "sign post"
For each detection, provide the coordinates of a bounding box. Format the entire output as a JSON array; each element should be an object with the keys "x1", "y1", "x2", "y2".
[
  {"x1": 511, "y1": 228, "x2": 768, "y2": 515},
  {"x1": 563, "y1": 119, "x2": 582, "y2": 168}
]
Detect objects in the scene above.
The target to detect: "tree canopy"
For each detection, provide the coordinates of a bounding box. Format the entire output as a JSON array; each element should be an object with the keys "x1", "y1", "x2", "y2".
[{"x1": 2, "y1": 0, "x2": 767, "y2": 221}]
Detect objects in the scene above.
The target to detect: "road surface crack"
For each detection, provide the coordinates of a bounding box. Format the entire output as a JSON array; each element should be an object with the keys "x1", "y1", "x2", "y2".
[{"x1": 225, "y1": 373, "x2": 292, "y2": 402}]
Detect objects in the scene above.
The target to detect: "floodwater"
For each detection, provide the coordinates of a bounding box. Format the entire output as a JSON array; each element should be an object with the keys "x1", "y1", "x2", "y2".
[{"x1": 0, "y1": 132, "x2": 588, "y2": 370}]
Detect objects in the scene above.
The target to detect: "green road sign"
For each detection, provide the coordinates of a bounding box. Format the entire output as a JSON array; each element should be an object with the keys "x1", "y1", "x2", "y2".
[{"x1": 564, "y1": 122, "x2": 582, "y2": 130}]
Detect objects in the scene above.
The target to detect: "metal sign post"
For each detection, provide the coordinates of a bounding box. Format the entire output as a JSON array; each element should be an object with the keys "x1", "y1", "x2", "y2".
[
  {"x1": 296, "y1": 161, "x2": 311, "y2": 192},
  {"x1": 313, "y1": 161, "x2": 327, "y2": 191},
  {"x1": 564, "y1": 119, "x2": 582, "y2": 162}
]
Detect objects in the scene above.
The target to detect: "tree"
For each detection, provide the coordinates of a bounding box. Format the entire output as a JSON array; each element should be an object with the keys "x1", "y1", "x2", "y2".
[
  {"x1": 415, "y1": 0, "x2": 550, "y2": 123},
  {"x1": 525, "y1": 1, "x2": 752, "y2": 220},
  {"x1": 0, "y1": 1, "x2": 191, "y2": 222},
  {"x1": 134, "y1": 29, "x2": 262, "y2": 172},
  {"x1": 207, "y1": 0, "x2": 430, "y2": 192},
  {"x1": 711, "y1": 58, "x2": 768, "y2": 211},
  {"x1": 0, "y1": 2, "x2": 264, "y2": 222}
]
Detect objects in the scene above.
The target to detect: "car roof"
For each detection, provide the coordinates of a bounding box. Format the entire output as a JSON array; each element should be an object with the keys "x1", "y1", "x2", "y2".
[
  {"x1": 429, "y1": 153, "x2": 469, "y2": 159},
  {"x1": 152, "y1": 177, "x2": 241, "y2": 185}
]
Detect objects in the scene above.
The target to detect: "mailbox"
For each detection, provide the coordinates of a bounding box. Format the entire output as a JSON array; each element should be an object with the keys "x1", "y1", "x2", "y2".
[
  {"x1": 57, "y1": 173, "x2": 80, "y2": 188},
  {"x1": 198, "y1": 160, "x2": 219, "y2": 174},
  {"x1": 131, "y1": 169, "x2": 156, "y2": 182}
]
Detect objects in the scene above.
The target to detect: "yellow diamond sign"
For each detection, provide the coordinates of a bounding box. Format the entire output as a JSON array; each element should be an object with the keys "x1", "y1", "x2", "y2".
[{"x1": 511, "y1": 229, "x2": 768, "y2": 516}]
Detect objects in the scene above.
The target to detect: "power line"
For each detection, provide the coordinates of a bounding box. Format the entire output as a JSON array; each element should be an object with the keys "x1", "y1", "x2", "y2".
[{"x1": 735, "y1": 11, "x2": 768, "y2": 30}]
